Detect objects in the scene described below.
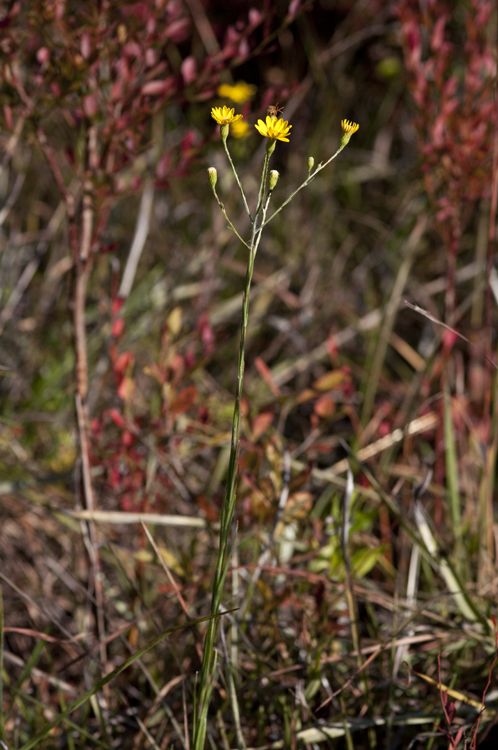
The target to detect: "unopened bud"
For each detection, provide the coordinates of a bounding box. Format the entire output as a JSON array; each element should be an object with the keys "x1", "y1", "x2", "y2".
[
  {"x1": 268, "y1": 170, "x2": 279, "y2": 191},
  {"x1": 307, "y1": 156, "x2": 314, "y2": 174},
  {"x1": 207, "y1": 167, "x2": 217, "y2": 188}
]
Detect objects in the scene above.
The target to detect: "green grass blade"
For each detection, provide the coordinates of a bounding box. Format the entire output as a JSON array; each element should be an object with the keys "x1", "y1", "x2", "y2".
[
  {"x1": 18, "y1": 611, "x2": 223, "y2": 750},
  {"x1": 17, "y1": 692, "x2": 109, "y2": 749},
  {"x1": 443, "y1": 384, "x2": 461, "y2": 548},
  {"x1": 13, "y1": 638, "x2": 46, "y2": 694}
]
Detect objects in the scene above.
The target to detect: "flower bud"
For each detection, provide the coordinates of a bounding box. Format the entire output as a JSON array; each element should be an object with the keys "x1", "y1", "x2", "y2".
[
  {"x1": 268, "y1": 170, "x2": 280, "y2": 191},
  {"x1": 307, "y1": 156, "x2": 314, "y2": 173},
  {"x1": 207, "y1": 167, "x2": 217, "y2": 188}
]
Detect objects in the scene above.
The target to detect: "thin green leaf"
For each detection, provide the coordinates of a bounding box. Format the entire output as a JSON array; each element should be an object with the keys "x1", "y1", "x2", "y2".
[{"x1": 18, "y1": 611, "x2": 225, "y2": 750}]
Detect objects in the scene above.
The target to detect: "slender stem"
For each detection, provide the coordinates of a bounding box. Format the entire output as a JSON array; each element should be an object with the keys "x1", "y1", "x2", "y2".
[
  {"x1": 224, "y1": 157, "x2": 271, "y2": 509},
  {"x1": 193, "y1": 150, "x2": 273, "y2": 750},
  {"x1": 194, "y1": 129, "x2": 357, "y2": 750},
  {"x1": 261, "y1": 144, "x2": 345, "y2": 228},
  {"x1": 73, "y1": 215, "x2": 108, "y2": 670},
  {"x1": 223, "y1": 138, "x2": 253, "y2": 222},
  {"x1": 220, "y1": 622, "x2": 246, "y2": 750},
  {"x1": 254, "y1": 147, "x2": 273, "y2": 222},
  {"x1": 212, "y1": 186, "x2": 250, "y2": 248}
]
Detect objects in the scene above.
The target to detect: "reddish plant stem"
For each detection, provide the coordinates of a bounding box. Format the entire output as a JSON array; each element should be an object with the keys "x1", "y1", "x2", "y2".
[
  {"x1": 73, "y1": 173, "x2": 108, "y2": 666},
  {"x1": 484, "y1": 71, "x2": 498, "y2": 421},
  {"x1": 482, "y1": 36, "x2": 498, "y2": 564},
  {"x1": 73, "y1": 174, "x2": 96, "y2": 515},
  {"x1": 39, "y1": 126, "x2": 107, "y2": 664}
]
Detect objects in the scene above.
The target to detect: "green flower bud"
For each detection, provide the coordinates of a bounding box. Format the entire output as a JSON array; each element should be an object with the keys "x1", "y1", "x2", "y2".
[
  {"x1": 268, "y1": 170, "x2": 279, "y2": 191},
  {"x1": 307, "y1": 156, "x2": 314, "y2": 174},
  {"x1": 207, "y1": 167, "x2": 217, "y2": 188}
]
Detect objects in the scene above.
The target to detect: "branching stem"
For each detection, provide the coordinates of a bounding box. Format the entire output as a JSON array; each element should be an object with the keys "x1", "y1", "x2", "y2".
[
  {"x1": 193, "y1": 147, "x2": 273, "y2": 750},
  {"x1": 223, "y1": 138, "x2": 253, "y2": 222},
  {"x1": 261, "y1": 144, "x2": 345, "y2": 228}
]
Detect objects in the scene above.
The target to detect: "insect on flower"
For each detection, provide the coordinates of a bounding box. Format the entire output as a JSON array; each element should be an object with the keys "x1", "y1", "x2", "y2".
[{"x1": 267, "y1": 103, "x2": 284, "y2": 118}]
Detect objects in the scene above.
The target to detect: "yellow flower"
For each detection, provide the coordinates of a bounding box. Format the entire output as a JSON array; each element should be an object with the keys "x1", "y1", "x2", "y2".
[
  {"x1": 218, "y1": 81, "x2": 257, "y2": 104},
  {"x1": 340, "y1": 119, "x2": 359, "y2": 146},
  {"x1": 211, "y1": 106, "x2": 243, "y2": 125},
  {"x1": 254, "y1": 116, "x2": 292, "y2": 142},
  {"x1": 341, "y1": 119, "x2": 359, "y2": 135},
  {"x1": 230, "y1": 120, "x2": 251, "y2": 139}
]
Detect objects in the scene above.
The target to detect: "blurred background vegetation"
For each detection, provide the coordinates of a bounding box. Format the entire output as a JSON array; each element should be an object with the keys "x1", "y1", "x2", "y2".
[{"x1": 0, "y1": 0, "x2": 497, "y2": 748}]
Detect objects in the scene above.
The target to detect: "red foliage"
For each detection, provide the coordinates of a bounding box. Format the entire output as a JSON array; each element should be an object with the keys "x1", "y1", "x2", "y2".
[
  {"x1": 0, "y1": 0, "x2": 274, "y2": 199},
  {"x1": 433, "y1": 644, "x2": 498, "y2": 749},
  {"x1": 396, "y1": 0, "x2": 495, "y2": 317},
  {"x1": 0, "y1": 0, "x2": 288, "y2": 514}
]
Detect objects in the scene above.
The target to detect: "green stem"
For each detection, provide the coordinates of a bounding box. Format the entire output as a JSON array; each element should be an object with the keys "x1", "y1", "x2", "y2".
[
  {"x1": 223, "y1": 138, "x2": 253, "y2": 222},
  {"x1": 193, "y1": 149, "x2": 273, "y2": 750},
  {"x1": 211, "y1": 186, "x2": 250, "y2": 248},
  {"x1": 254, "y1": 145, "x2": 273, "y2": 222},
  {"x1": 261, "y1": 144, "x2": 345, "y2": 228}
]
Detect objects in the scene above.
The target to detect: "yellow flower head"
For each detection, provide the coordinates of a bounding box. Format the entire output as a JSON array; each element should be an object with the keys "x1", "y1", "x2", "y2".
[
  {"x1": 340, "y1": 119, "x2": 359, "y2": 146},
  {"x1": 254, "y1": 116, "x2": 292, "y2": 143},
  {"x1": 341, "y1": 119, "x2": 359, "y2": 135},
  {"x1": 218, "y1": 81, "x2": 257, "y2": 104},
  {"x1": 211, "y1": 106, "x2": 243, "y2": 125}
]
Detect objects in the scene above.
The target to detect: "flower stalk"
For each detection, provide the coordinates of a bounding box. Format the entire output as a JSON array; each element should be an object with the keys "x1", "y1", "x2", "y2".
[
  {"x1": 193, "y1": 108, "x2": 359, "y2": 750},
  {"x1": 194, "y1": 150, "x2": 272, "y2": 750},
  {"x1": 223, "y1": 139, "x2": 253, "y2": 221}
]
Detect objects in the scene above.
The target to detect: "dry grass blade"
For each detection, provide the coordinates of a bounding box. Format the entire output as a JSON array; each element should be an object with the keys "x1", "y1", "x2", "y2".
[
  {"x1": 411, "y1": 669, "x2": 495, "y2": 714},
  {"x1": 413, "y1": 501, "x2": 481, "y2": 624},
  {"x1": 405, "y1": 301, "x2": 498, "y2": 370},
  {"x1": 62, "y1": 510, "x2": 216, "y2": 528},
  {"x1": 328, "y1": 412, "x2": 439, "y2": 476}
]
